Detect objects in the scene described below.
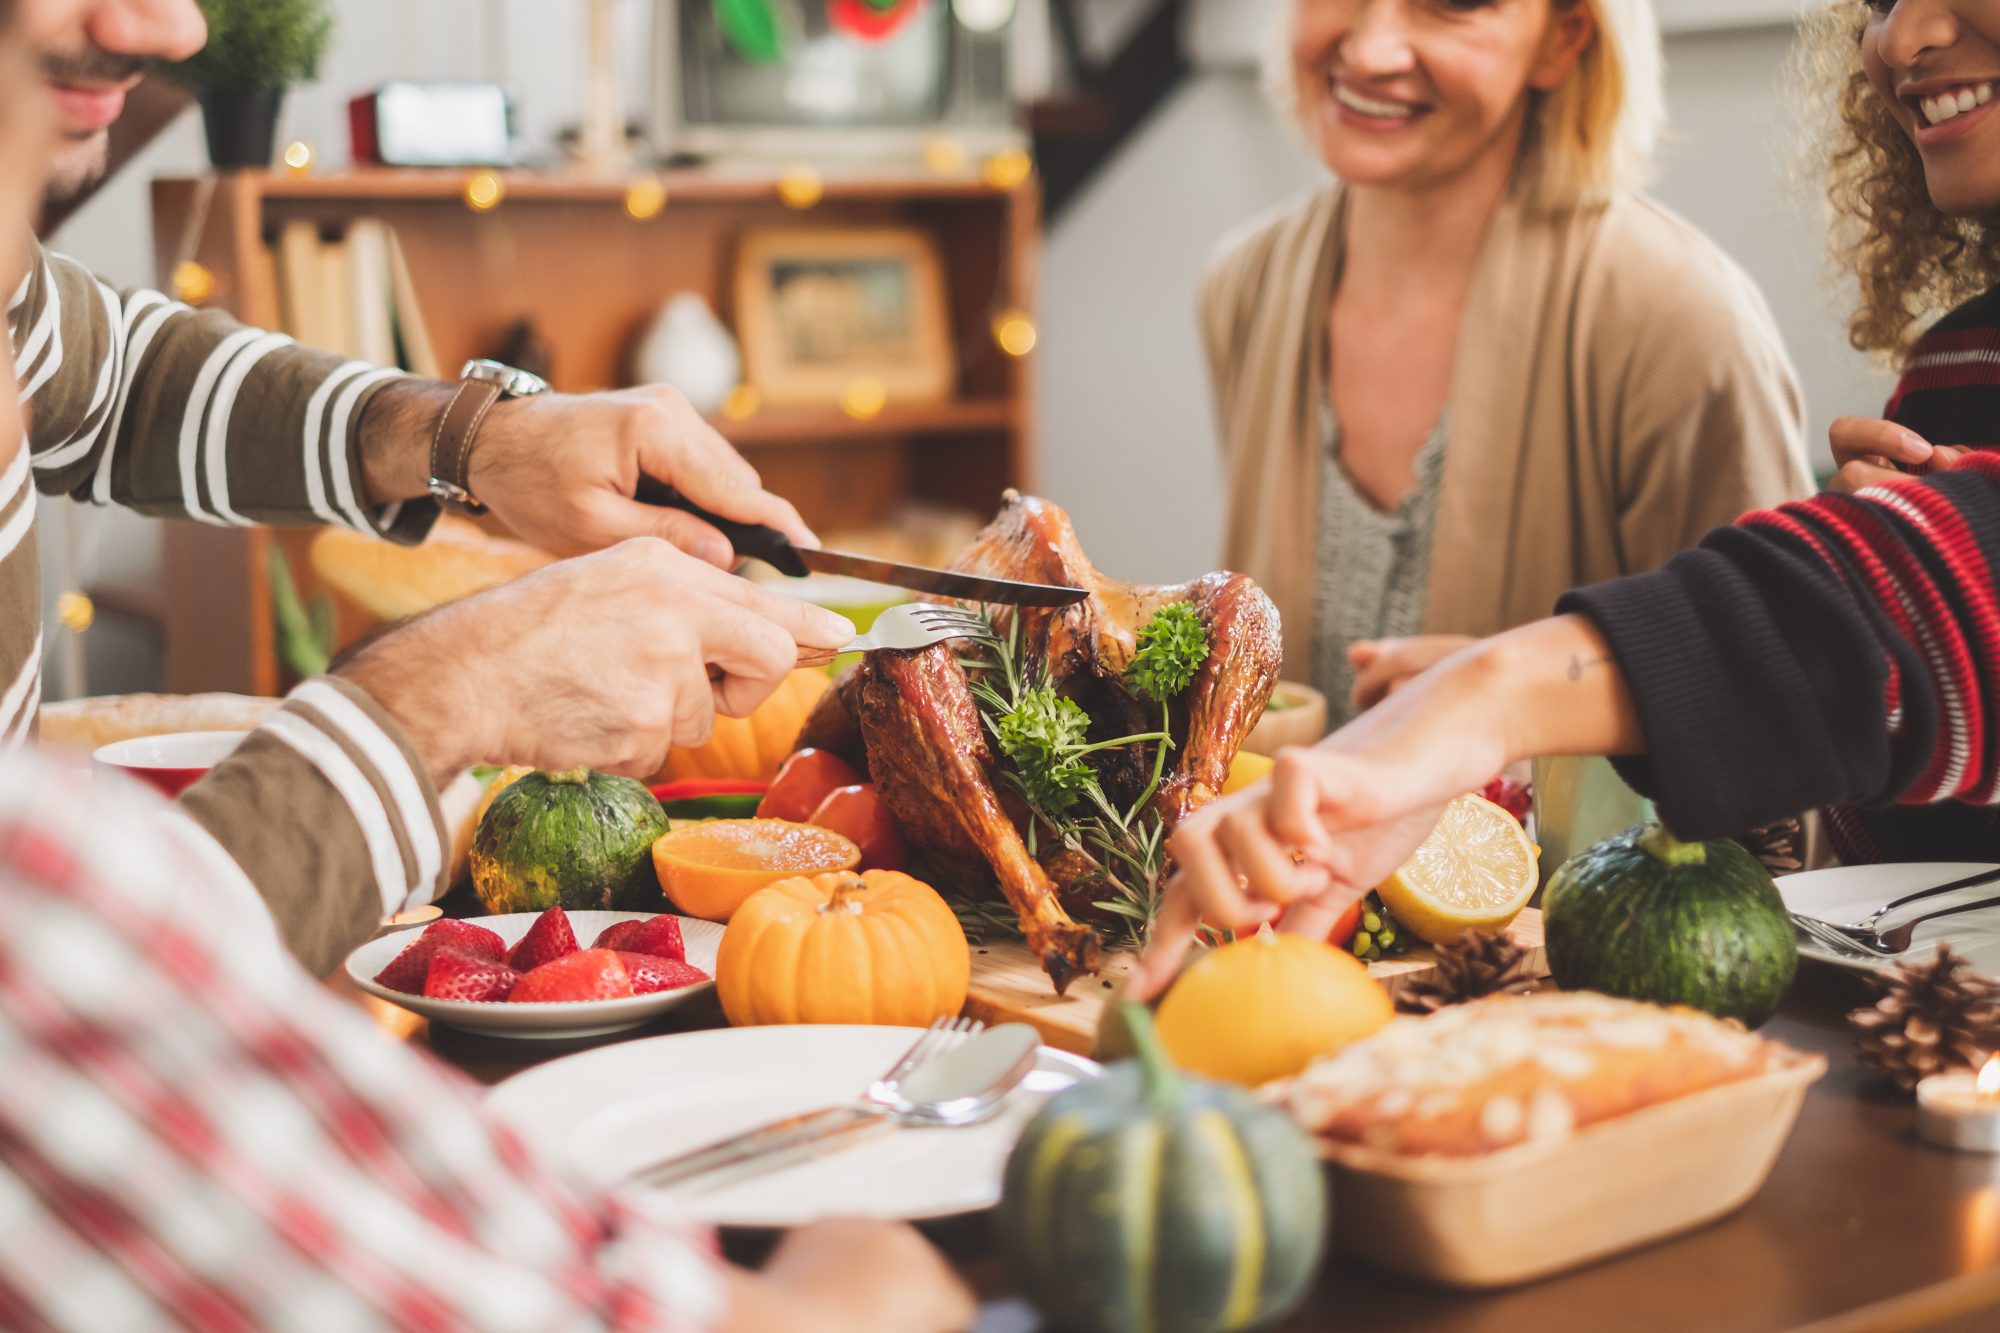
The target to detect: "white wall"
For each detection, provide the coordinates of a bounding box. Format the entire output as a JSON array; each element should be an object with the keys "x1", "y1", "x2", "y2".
[{"x1": 1037, "y1": 19, "x2": 1896, "y2": 583}]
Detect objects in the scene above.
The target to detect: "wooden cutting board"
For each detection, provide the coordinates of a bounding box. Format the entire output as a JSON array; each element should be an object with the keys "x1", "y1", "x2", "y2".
[{"x1": 962, "y1": 910, "x2": 1546, "y2": 1056}]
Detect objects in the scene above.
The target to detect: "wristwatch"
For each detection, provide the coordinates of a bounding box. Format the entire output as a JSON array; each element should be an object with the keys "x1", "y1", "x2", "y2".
[{"x1": 427, "y1": 358, "x2": 550, "y2": 515}]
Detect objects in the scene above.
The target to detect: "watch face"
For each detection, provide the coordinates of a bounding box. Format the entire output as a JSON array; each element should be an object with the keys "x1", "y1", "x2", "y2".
[{"x1": 460, "y1": 359, "x2": 549, "y2": 396}]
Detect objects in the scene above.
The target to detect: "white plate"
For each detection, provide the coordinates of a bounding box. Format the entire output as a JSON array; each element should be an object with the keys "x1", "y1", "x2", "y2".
[
  {"x1": 345, "y1": 911, "x2": 723, "y2": 1039},
  {"x1": 484, "y1": 1024, "x2": 1099, "y2": 1227},
  {"x1": 1779, "y1": 863, "x2": 2000, "y2": 974}
]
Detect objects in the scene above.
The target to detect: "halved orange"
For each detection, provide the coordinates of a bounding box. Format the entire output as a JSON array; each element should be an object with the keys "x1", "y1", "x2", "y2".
[{"x1": 652, "y1": 819, "x2": 861, "y2": 922}]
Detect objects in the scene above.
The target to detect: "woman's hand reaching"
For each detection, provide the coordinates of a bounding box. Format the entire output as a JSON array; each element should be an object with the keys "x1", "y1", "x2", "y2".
[{"x1": 1827, "y1": 416, "x2": 1966, "y2": 493}]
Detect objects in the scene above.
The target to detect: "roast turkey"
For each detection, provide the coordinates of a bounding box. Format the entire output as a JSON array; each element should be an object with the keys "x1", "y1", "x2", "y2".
[{"x1": 798, "y1": 492, "x2": 1283, "y2": 993}]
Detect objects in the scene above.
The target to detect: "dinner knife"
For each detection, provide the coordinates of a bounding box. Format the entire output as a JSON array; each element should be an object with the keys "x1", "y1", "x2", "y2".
[{"x1": 634, "y1": 480, "x2": 1089, "y2": 608}]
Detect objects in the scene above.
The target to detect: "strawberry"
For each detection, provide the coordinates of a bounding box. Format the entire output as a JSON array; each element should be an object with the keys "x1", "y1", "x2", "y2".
[
  {"x1": 422, "y1": 947, "x2": 519, "y2": 1002},
  {"x1": 1480, "y1": 777, "x2": 1533, "y2": 826},
  {"x1": 597, "y1": 915, "x2": 685, "y2": 962},
  {"x1": 509, "y1": 948, "x2": 633, "y2": 1004},
  {"x1": 421, "y1": 918, "x2": 505, "y2": 962},
  {"x1": 505, "y1": 907, "x2": 578, "y2": 972},
  {"x1": 592, "y1": 920, "x2": 643, "y2": 952},
  {"x1": 616, "y1": 951, "x2": 708, "y2": 995},
  {"x1": 373, "y1": 935, "x2": 441, "y2": 995}
]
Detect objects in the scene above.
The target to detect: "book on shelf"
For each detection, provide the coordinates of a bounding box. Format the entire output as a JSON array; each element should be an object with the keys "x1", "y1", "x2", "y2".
[{"x1": 265, "y1": 218, "x2": 439, "y2": 377}]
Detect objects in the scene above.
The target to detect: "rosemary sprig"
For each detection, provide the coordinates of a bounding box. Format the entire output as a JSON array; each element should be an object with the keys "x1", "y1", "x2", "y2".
[{"x1": 959, "y1": 602, "x2": 1210, "y2": 951}]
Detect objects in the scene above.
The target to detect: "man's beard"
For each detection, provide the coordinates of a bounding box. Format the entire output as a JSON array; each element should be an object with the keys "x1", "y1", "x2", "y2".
[
  {"x1": 40, "y1": 44, "x2": 146, "y2": 206},
  {"x1": 45, "y1": 132, "x2": 108, "y2": 205}
]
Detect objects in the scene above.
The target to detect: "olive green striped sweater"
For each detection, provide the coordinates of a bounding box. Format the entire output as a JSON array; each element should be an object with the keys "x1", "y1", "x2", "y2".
[{"x1": 4, "y1": 243, "x2": 448, "y2": 974}]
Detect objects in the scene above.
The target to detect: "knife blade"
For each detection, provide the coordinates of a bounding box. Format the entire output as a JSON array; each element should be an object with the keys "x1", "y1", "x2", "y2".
[{"x1": 635, "y1": 481, "x2": 1089, "y2": 608}]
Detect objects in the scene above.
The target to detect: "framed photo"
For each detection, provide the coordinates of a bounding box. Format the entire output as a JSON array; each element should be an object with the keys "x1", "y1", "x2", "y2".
[{"x1": 733, "y1": 227, "x2": 955, "y2": 407}]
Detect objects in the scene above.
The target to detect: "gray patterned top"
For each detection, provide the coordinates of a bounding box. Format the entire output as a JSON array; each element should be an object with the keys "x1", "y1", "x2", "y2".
[{"x1": 1312, "y1": 402, "x2": 1449, "y2": 727}]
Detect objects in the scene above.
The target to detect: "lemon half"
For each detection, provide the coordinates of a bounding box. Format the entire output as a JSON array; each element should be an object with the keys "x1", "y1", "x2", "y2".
[{"x1": 1377, "y1": 793, "x2": 1538, "y2": 945}]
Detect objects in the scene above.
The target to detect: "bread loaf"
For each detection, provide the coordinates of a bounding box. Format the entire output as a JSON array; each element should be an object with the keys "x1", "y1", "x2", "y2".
[
  {"x1": 1280, "y1": 992, "x2": 1780, "y2": 1157},
  {"x1": 309, "y1": 517, "x2": 552, "y2": 621}
]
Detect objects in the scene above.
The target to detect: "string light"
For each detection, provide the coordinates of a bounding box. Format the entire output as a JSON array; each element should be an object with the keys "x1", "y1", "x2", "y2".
[
  {"x1": 721, "y1": 385, "x2": 761, "y2": 421},
  {"x1": 624, "y1": 175, "x2": 667, "y2": 220},
  {"x1": 983, "y1": 148, "x2": 1033, "y2": 190},
  {"x1": 281, "y1": 140, "x2": 315, "y2": 177},
  {"x1": 777, "y1": 167, "x2": 824, "y2": 210},
  {"x1": 992, "y1": 309, "x2": 1037, "y2": 358},
  {"x1": 922, "y1": 136, "x2": 967, "y2": 175},
  {"x1": 463, "y1": 171, "x2": 505, "y2": 212},
  {"x1": 840, "y1": 377, "x2": 887, "y2": 420},
  {"x1": 171, "y1": 261, "x2": 215, "y2": 305},
  {"x1": 55, "y1": 592, "x2": 93, "y2": 634}
]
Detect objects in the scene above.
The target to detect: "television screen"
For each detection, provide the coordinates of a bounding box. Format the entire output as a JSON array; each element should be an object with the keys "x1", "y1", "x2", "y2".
[
  {"x1": 655, "y1": 0, "x2": 1017, "y2": 156},
  {"x1": 682, "y1": 1, "x2": 954, "y2": 127}
]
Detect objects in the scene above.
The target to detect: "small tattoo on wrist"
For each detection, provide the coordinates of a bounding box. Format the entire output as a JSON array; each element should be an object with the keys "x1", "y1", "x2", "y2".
[{"x1": 1567, "y1": 653, "x2": 1609, "y2": 683}]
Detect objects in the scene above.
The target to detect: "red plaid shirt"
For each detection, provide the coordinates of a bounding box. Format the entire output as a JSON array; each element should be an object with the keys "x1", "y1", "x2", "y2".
[{"x1": 0, "y1": 753, "x2": 722, "y2": 1331}]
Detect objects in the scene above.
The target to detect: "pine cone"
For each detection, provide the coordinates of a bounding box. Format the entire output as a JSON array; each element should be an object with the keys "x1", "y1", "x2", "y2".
[
  {"x1": 1848, "y1": 945, "x2": 2000, "y2": 1094},
  {"x1": 1733, "y1": 818, "x2": 1804, "y2": 876},
  {"x1": 1396, "y1": 930, "x2": 1540, "y2": 1016}
]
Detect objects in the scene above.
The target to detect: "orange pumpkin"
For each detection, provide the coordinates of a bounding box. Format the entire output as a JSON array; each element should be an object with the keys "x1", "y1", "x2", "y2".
[
  {"x1": 651, "y1": 668, "x2": 831, "y2": 784},
  {"x1": 716, "y1": 869, "x2": 971, "y2": 1026}
]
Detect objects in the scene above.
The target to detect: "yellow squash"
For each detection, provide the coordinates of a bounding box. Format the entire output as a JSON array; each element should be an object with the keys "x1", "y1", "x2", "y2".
[
  {"x1": 716, "y1": 869, "x2": 971, "y2": 1026},
  {"x1": 1155, "y1": 930, "x2": 1393, "y2": 1086},
  {"x1": 651, "y1": 668, "x2": 831, "y2": 783}
]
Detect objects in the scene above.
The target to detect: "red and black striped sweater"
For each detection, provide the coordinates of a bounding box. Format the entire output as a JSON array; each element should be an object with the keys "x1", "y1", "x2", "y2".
[{"x1": 1561, "y1": 291, "x2": 2000, "y2": 861}]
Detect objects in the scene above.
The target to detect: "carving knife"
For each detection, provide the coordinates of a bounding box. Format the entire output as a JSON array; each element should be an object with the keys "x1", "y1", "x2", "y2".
[{"x1": 636, "y1": 481, "x2": 1089, "y2": 608}]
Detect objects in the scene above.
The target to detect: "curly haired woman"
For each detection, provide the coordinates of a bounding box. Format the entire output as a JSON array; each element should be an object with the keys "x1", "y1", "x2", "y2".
[{"x1": 1135, "y1": 0, "x2": 2000, "y2": 981}]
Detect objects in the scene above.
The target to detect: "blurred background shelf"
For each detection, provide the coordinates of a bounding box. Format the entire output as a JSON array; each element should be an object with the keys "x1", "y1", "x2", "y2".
[
  {"x1": 704, "y1": 399, "x2": 1016, "y2": 446},
  {"x1": 150, "y1": 169, "x2": 1040, "y2": 696}
]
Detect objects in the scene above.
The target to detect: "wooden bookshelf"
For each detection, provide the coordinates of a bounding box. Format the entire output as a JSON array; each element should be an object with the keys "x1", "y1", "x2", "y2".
[{"x1": 149, "y1": 168, "x2": 1040, "y2": 696}]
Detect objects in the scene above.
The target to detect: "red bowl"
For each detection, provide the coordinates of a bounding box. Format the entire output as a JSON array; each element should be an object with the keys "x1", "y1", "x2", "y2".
[{"x1": 93, "y1": 731, "x2": 249, "y2": 798}]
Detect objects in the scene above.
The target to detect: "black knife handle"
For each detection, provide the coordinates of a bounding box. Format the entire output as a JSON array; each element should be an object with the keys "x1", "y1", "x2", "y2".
[{"x1": 632, "y1": 477, "x2": 809, "y2": 578}]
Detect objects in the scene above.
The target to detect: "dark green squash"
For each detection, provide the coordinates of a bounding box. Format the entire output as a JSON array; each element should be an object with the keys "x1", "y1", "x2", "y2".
[
  {"x1": 1543, "y1": 822, "x2": 1798, "y2": 1028},
  {"x1": 999, "y1": 1004, "x2": 1326, "y2": 1333},
  {"x1": 470, "y1": 767, "x2": 669, "y2": 915}
]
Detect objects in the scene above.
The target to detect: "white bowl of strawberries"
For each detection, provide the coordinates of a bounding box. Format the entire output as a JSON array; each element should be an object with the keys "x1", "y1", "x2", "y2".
[{"x1": 346, "y1": 907, "x2": 724, "y2": 1039}]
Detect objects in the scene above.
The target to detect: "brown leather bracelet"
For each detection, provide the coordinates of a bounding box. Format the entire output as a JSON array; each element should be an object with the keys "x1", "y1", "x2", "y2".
[{"x1": 427, "y1": 377, "x2": 506, "y2": 515}]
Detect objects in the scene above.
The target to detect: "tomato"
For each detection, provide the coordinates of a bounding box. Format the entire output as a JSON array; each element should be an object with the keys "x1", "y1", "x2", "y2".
[
  {"x1": 1326, "y1": 898, "x2": 1364, "y2": 949},
  {"x1": 758, "y1": 749, "x2": 865, "y2": 823},
  {"x1": 808, "y1": 784, "x2": 911, "y2": 872}
]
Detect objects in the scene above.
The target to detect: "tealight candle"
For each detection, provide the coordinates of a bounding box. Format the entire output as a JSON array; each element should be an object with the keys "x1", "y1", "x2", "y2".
[
  {"x1": 383, "y1": 905, "x2": 443, "y2": 933},
  {"x1": 1918, "y1": 1054, "x2": 2000, "y2": 1152}
]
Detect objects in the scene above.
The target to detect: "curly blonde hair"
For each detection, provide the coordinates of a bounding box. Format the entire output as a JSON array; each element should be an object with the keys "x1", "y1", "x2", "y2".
[{"x1": 1801, "y1": 3, "x2": 2000, "y2": 359}]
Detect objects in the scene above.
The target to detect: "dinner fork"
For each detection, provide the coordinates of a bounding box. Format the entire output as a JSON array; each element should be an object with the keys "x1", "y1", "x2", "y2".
[
  {"x1": 1796, "y1": 893, "x2": 2000, "y2": 957},
  {"x1": 634, "y1": 1015, "x2": 985, "y2": 1189},
  {"x1": 1826, "y1": 866, "x2": 2000, "y2": 936},
  {"x1": 796, "y1": 603, "x2": 992, "y2": 668}
]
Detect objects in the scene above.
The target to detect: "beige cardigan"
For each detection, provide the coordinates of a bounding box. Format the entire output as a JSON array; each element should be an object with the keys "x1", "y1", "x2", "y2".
[{"x1": 1200, "y1": 186, "x2": 1813, "y2": 676}]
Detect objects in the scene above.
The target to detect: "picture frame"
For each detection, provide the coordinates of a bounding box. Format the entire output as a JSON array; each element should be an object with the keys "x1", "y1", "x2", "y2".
[{"x1": 733, "y1": 227, "x2": 956, "y2": 407}]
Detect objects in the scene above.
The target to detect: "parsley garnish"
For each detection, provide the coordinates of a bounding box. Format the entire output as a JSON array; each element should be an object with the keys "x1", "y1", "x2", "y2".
[{"x1": 1128, "y1": 601, "x2": 1209, "y2": 702}]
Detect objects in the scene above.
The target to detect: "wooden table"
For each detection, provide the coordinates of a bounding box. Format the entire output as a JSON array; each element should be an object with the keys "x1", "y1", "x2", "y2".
[{"x1": 364, "y1": 962, "x2": 2000, "y2": 1332}]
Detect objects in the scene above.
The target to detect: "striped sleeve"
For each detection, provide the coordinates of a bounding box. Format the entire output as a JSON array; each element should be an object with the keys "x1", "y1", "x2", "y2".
[
  {"x1": 178, "y1": 676, "x2": 451, "y2": 976},
  {"x1": 8, "y1": 243, "x2": 435, "y2": 543},
  {"x1": 1556, "y1": 454, "x2": 2000, "y2": 839},
  {"x1": 0, "y1": 437, "x2": 40, "y2": 749}
]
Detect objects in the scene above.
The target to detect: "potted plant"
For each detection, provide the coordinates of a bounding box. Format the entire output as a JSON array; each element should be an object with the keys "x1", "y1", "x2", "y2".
[{"x1": 164, "y1": 0, "x2": 333, "y2": 170}]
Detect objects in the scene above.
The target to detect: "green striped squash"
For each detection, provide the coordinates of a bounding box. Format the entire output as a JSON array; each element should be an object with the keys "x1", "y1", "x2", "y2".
[
  {"x1": 998, "y1": 1004, "x2": 1326, "y2": 1333},
  {"x1": 470, "y1": 767, "x2": 669, "y2": 915}
]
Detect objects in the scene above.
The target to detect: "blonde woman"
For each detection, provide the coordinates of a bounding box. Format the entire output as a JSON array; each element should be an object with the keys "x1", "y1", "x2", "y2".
[{"x1": 1203, "y1": 0, "x2": 1813, "y2": 724}]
